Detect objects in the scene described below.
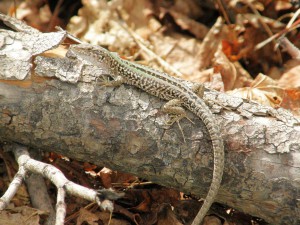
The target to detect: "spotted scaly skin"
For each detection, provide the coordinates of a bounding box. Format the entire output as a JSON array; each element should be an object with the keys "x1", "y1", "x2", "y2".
[{"x1": 70, "y1": 44, "x2": 224, "y2": 225}]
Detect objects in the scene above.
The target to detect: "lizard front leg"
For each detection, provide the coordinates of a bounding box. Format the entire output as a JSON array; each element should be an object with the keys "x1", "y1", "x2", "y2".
[{"x1": 98, "y1": 75, "x2": 125, "y2": 87}]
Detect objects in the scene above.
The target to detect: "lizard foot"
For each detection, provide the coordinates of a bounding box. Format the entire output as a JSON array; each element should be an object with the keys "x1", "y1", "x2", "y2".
[
  {"x1": 98, "y1": 75, "x2": 124, "y2": 87},
  {"x1": 163, "y1": 99, "x2": 194, "y2": 142}
]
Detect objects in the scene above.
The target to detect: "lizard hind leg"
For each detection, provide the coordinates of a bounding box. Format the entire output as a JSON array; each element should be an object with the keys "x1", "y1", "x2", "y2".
[{"x1": 162, "y1": 99, "x2": 194, "y2": 142}]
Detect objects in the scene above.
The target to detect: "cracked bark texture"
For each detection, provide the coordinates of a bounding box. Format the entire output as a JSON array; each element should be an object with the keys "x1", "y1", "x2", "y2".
[{"x1": 1, "y1": 13, "x2": 300, "y2": 225}]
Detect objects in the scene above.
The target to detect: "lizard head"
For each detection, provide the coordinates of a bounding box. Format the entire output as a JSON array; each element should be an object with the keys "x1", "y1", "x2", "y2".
[{"x1": 68, "y1": 43, "x2": 113, "y2": 65}]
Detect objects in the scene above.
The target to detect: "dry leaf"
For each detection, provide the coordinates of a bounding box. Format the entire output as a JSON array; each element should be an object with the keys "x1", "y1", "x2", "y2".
[
  {"x1": 68, "y1": 0, "x2": 135, "y2": 52},
  {"x1": 214, "y1": 50, "x2": 236, "y2": 91},
  {"x1": 114, "y1": 204, "x2": 143, "y2": 224},
  {"x1": 76, "y1": 208, "x2": 99, "y2": 225},
  {"x1": 120, "y1": 0, "x2": 156, "y2": 36},
  {"x1": 0, "y1": 206, "x2": 47, "y2": 225},
  {"x1": 15, "y1": 1, "x2": 52, "y2": 31},
  {"x1": 149, "y1": 188, "x2": 180, "y2": 206},
  {"x1": 197, "y1": 17, "x2": 225, "y2": 70},
  {"x1": 99, "y1": 167, "x2": 113, "y2": 188},
  {"x1": 76, "y1": 208, "x2": 131, "y2": 225},
  {"x1": 99, "y1": 167, "x2": 137, "y2": 188},
  {"x1": 166, "y1": 0, "x2": 204, "y2": 19},
  {"x1": 202, "y1": 215, "x2": 222, "y2": 225},
  {"x1": 275, "y1": 1, "x2": 293, "y2": 11},
  {"x1": 280, "y1": 89, "x2": 300, "y2": 115},
  {"x1": 151, "y1": 34, "x2": 203, "y2": 79},
  {"x1": 157, "y1": 204, "x2": 183, "y2": 225},
  {"x1": 278, "y1": 59, "x2": 300, "y2": 89},
  {"x1": 232, "y1": 61, "x2": 253, "y2": 88},
  {"x1": 228, "y1": 73, "x2": 283, "y2": 107},
  {"x1": 98, "y1": 211, "x2": 131, "y2": 225},
  {"x1": 167, "y1": 10, "x2": 208, "y2": 39},
  {"x1": 130, "y1": 191, "x2": 152, "y2": 212},
  {"x1": 83, "y1": 162, "x2": 97, "y2": 172}
]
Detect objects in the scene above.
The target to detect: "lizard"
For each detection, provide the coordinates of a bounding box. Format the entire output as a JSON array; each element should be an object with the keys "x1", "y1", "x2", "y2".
[{"x1": 69, "y1": 43, "x2": 225, "y2": 225}]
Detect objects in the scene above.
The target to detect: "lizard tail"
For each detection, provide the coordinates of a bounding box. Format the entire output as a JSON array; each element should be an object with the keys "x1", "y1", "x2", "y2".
[{"x1": 190, "y1": 112, "x2": 224, "y2": 225}]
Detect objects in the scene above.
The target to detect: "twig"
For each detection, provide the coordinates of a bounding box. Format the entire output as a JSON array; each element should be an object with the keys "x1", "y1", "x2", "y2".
[
  {"x1": 216, "y1": 0, "x2": 231, "y2": 24},
  {"x1": 242, "y1": 0, "x2": 282, "y2": 63},
  {"x1": 56, "y1": 187, "x2": 66, "y2": 225},
  {"x1": 0, "y1": 163, "x2": 26, "y2": 209},
  {"x1": 278, "y1": 37, "x2": 300, "y2": 59},
  {"x1": 0, "y1": 144, "x2": 124, "y2": 224},
  {"x1": 286, "y1": 8, "x2": 300, "y2": 28}
]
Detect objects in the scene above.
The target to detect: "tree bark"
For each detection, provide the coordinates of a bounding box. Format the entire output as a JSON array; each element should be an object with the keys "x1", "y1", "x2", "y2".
[{"x1": 1, "y1": 13, "x2": 300, "y2": 225}]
